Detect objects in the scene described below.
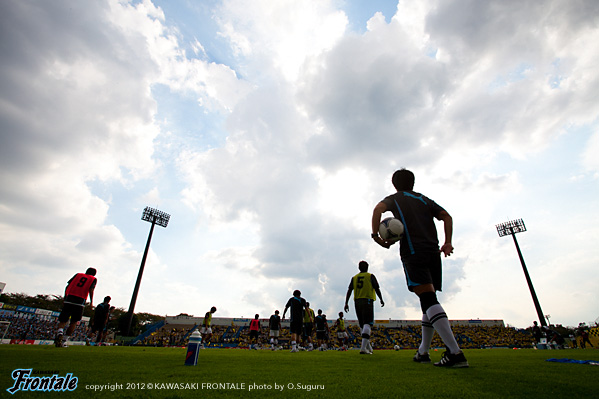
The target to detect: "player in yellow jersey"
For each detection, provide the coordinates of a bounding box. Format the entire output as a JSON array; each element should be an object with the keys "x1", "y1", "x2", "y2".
[
  {"x1": 334, "y1": 312, "x2": 349, "y2": 350},
  {"x1": 303, "y1": 302, "x2": 315, "y2": 350},
  {"x1": 201, "y1": 306, "x2": 217, "y2": 348},
  {"x1": 344, "y1": 261, "x2": 384, "y2": 354}
]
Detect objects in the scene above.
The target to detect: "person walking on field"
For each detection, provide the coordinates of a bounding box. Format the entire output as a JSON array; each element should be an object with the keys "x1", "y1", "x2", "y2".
[
  {"x1": 303, "y1": 302, "x2": 315, "y2": 351},
  {"x1": 268, "y1": 310, "x2": 282, "y2": 350},
  {"x1": 249, "y1": 314, "x2": 261, "y2": 349},
  {"x1": 334, "y1": 312, "x2": 349, "y2": 350},
  {"x1": 283, "y1": 290, "x2": 308, "y2": 352},
  {"x1": 86, "y1": 295, "x2": 111, "y2": 345},
  {"x1": 314, "y1": 309, "x2": 330, "y2": 351},
  {"x1": 344, "y1": 260, "x2": 385, "y2": 355},
  {"x1": 371, "y1": 168, "x2": 468, "y2": 368},
  {"x1": 55, "y1": 267, "x2": 97, "y2": 347},
  {"x1": 201, "y1": 306, "x2": 217, "y2": 348}
]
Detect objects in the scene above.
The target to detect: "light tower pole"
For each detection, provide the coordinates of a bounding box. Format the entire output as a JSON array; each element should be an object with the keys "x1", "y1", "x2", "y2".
[
  {"x1": 126, "y1": 207, "x2": 170, "y2": 336},
  {"x1": 496, "y1": 218, "x2": 547, "y2": 327}
]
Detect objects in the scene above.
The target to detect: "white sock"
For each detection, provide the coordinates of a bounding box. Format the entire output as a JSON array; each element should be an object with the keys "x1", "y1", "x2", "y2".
[
  {"x1": 291, "y1": 341, "x2": 297, "y2": 350},
  {"x1": 361, "y1": 325, "x2": 371, "y2": 351},
  {"x1": 426, "y1": 304, "x2": 461, "y2": 354},
  {"x1": 419, "y1": 313, "x2": 434, "y2": 355},
  {"x1": 361, "y1": 338, "x2": 370, "y2": 351},
  {"x1": 362, "y1": 324, "x2": 371, "y2": 336}
]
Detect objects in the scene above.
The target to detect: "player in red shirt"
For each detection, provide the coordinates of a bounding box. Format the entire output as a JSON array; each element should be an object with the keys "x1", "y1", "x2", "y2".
[
  {"x1": 54, "y1": 267, "x2": 97, "y2": 347},
  {"x1": 249, "y1": 314, "x2": 261, "y2": 349}
]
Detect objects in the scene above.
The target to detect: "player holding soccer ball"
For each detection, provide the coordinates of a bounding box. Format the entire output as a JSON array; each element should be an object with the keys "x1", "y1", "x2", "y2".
[{"x1": 371, "y1": 169, "x2": 468, "y2": 368}]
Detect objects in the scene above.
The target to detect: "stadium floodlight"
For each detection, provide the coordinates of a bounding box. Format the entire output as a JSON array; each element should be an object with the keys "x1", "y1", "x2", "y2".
[
  {"x1": 496, "y1": 218, "x2": 527, "y2": 237},
  {"x1": 496, "y1": 219, "x2": 547, "y2": 327},
  {"x1": 142, "y1": 206, "x2": 170, "y2": 228},
  {"x1": 125, "y1": 207, "x2": 171, "y2": 336}
]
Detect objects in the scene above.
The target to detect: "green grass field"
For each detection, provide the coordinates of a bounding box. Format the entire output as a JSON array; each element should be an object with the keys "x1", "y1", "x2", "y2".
[{"x1": 1, "y1": 345, "x2": 597, "y2": 398}]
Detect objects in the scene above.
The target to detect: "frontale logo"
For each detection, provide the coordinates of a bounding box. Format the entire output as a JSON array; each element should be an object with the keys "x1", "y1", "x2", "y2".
[{"x1": 7, "y1": 369, "x2": 78, "y2": 394}]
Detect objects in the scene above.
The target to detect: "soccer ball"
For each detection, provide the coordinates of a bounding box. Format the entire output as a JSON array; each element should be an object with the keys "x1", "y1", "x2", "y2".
[
  {"x1": 394, "y1": 345, "x2": 400, "y2": 351},
  {"x1": 379, "y1": 217, "x2": 404, "y2": 242}
]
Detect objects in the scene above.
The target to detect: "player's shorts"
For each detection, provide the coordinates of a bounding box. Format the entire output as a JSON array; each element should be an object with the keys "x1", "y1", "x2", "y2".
[
  {"x1": 316, "y1": 330, "x2": 326, "y2": 340},
  {"x1": 58, "y1": 296, "x2": 86, "y2": 323},
  {"x1": 249, "y1": 330, "x2": 259, "y2": 339},
  {"x1": 290, "y1": 320, "x2": 302, "y2": 335},
  {"x1": 303, "y1": 323, "x2": 313, "y2": 337},
  {"x1": 337, "y1": 331, "x2": 348, "y2": 339},
  {"x1": 201, "y1": 327, "x2": 212, "y2": 335},
  {"x1": 401, "y1": 251, "x2": 442, "y2": 292},
  {"x1": 269, "y1": 330, "x2": 280, "y2": 337},
  {"x1": 91, "y1": 322, "x2": 106, "y2": 333},
  {"x1": 354, "y1": 299, "x2": 374, "y2": 328}
]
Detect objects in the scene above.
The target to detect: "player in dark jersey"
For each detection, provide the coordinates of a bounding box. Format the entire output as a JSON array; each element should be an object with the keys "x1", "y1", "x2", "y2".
[
  {"x1": 543, "y1": 326, "x2": 565, "y2": 349},
  {"x1": 86, "y1": 296, "x2": 111, "y2": 345},
  {"x1": 580, "y1": 327, "x2": 594, "y2": 348},
  {"x1": 314, "y1": 309, "x2": 330, "y2": 351},
  {"x1": 269, "y1": 310, "x2": 281, "y2": 350},
  {"x1": 344, "y1": 261, "x2": 384, "y2": 354},
  {"x1": 372, "y1": 169, "x2": 468, "y2": 368},
  {"x1": 283, "y1": 290, "x2": 307, "y2": 352},
  {"x1": 55, "y1": 267, "x2": 97, "y2": 347},
  {"x1": 102, "y1": 306, "x2": 115, "y2": 344}
]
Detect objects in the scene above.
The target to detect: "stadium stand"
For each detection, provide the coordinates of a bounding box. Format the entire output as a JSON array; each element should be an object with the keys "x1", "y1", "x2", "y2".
[
  {"x1": 1, "y1": 304, "x2": 597, "y2": 350},
  {"x1": 0, "y1": 309, "x2": 89, "y2": 344},
  {"x1": 134, "y1": 317, "x2": 540, "y2": 350},
  {"x1": 130, "y1": 320, "x2": 166, "y2": 345}
]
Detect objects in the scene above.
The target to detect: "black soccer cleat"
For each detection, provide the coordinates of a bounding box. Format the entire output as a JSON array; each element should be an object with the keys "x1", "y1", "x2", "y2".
[
  {"x1": 413, "y1": 351, "x2": 431, "y2": 363},
  {"x1": 434, "y1": 351, "x2": 469, "y2": 368}
]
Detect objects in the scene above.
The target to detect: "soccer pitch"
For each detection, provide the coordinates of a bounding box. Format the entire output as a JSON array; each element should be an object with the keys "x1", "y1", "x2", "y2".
[{"x1": 1, "y1": 346, "x2": 597, "y2": 398}]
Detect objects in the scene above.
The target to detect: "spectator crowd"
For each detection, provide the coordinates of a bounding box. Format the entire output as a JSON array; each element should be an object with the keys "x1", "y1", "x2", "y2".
[
  {"x1": 2, "y1": 310, "x2": 596, "y2": 351},
  {"x1": 0, "y1": 311, "x2": 88, "y2": 342},
  {"x1": 135, "y1": 321, "x2": 593, "y2": 350}
]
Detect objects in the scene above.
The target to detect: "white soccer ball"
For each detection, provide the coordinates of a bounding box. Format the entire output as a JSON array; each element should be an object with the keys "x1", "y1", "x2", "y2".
[
  {"x1": 379, "y1": 217, "x2": 404, "y2": 242},
  {"x1": 394, "y1": 345, "x2": 400, "y2": 351}
]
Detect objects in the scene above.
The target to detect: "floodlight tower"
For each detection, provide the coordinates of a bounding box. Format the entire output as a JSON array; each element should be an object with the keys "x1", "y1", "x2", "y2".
[
  {"x1": 125, "y1": 207, "x2": 170, "y2": 336},
  {"x1": 496, "y1": 219, "x2": 547, "y2": 327}
]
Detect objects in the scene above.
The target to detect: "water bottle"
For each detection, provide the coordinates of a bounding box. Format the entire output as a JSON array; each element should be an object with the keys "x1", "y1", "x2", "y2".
[{"x1": 185, "y1": 330, "x2": 202, "y2": 366}]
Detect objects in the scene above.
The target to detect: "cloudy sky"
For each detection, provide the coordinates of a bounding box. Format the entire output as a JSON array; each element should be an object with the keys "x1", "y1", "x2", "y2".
[{"x1": 1, "y1": 0, "x2": 597, "y2": 329}]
